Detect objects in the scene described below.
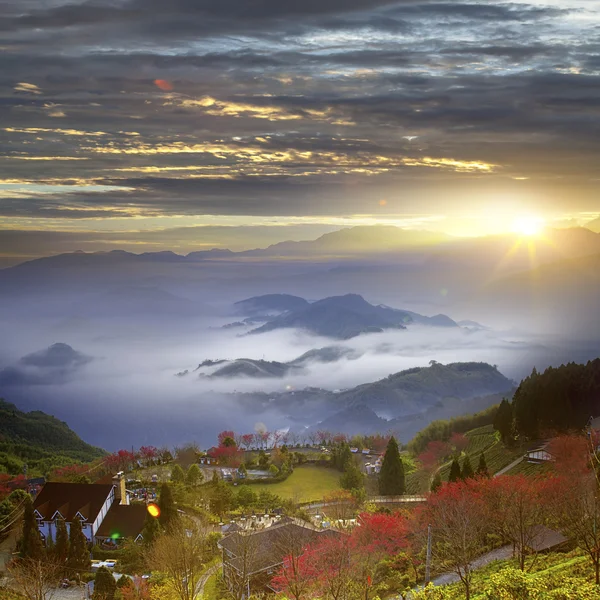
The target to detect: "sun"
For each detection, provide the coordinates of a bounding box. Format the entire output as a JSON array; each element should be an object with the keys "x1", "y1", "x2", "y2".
[{"x1": 511, "y1": 216, "x2": 545, "y2": 237}]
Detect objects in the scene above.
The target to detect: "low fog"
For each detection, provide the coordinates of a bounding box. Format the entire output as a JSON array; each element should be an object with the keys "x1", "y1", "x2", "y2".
[{"x1": 0, "y1": 307, "x2": 596, "y2": 451}]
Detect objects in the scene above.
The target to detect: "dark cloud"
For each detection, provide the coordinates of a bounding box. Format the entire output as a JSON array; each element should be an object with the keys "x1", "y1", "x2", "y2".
[{"x1": 0, "y1": 0, "x2": 599, "y2": 234}]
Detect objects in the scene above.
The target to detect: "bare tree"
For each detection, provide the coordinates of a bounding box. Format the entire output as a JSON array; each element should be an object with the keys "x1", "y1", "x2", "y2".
[
  {"x1": 149, "y1": 519, "x2": 209, "y2": 600},
  {"x1": 223, "y1": 531, "x2": 261, "y2": 600},
  {"x1": 8, "y1": 558, "x2": 60, "y2": 600}
]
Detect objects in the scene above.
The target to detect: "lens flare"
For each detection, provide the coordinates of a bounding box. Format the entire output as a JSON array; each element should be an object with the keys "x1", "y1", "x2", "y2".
[
  {"x1": 154, "y1": 79, "x2": 173, "y2": 91},
  {"x1": 147, "y1": 503, "x2": 161, "y2": 518},
  {"x1": 512, "y1": 216, "x2": 545, "y2": 237}
]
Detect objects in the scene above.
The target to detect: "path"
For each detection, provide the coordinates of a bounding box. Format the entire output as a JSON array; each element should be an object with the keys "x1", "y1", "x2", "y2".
[
  {"x1": 195, "y1": 562, "x2": 221, "y2": 599},
  {"x1": 494, "y1": 456, "x2": 524, "y2": 477},
  {"x1": 304, "y1": 495, "x2": 426, "y2": 511},
  {"x1": 429, "y1": 545, "x2": 513, "y2": 587}
]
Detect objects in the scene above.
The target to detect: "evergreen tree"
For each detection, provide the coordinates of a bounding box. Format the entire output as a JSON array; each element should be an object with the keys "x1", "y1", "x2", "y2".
[
  {"x1": 141, "y1": 510, "x2": 161, "y2": 547},
  {"x1": 340, "y1": 463, "x2": 365, "y2": 492},
  {"x1": 158, "y1": 483, "x2": 177, "y2": 530},
  {"x1": 430, "y1": 472, "x2": 442, "y2": 493},
  {"x1": 477, "y1": 452, "x2": 490, "y2": 478},
  {"x1": 461, "y1": 455, "x2": 475, "y2": 480},
  {"x1": 93, "y1": 566, "x2": 117, "y2": 600},
  {"x1": 170, "y1": 464, "x2": 185, "y2": 484},
  {"x1": 54, "y1": 518, "x2": 69, "y2": 566},
  {"x1": 378, "y1": 437, "x2": 405, "y2": 495},
  {"x1": 448, "y1": 458, "x2": 461, "y2": 483},
  {"x1": 186, "y1": 464, "x2": 203, "y2": 487},
  {"x1": 494, "y1": 399, "x2": 513, "y2": 443},
  {"x1": 20, "y1": 496, "x2": 43, "y2": 560},
  {"x1": 67, "y1": 518, "x2": 91, "y2": 574}
]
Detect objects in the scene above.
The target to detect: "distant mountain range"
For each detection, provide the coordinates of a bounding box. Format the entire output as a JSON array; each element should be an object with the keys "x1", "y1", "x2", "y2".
[
  {"x1": 185, "y1": 346, "x2": 361, "y2": 379},
  {"x1": 0, "y1": 343, "x2": 92, "y2": 386},
  {"x1": 236, "y1": 360, "x2": 515, "y2": 435},
  {"x1": 232, "y1": 293, "x2": 458, "y2": 339}
]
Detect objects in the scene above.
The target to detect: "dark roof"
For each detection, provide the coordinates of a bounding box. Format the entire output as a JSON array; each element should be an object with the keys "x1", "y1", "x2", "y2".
[
  {"x1": 33, "y1": 482, "x2": 113, "y2": 523},
  {"x1": 526, "y1": 525, "x2": 569, "y2": 552},
  {"x1": 95, "y1": 503, "x2": 147, "y2": 539},
  {"x1": 220, "y1": 521, "x2": 342, "y2": 575}
]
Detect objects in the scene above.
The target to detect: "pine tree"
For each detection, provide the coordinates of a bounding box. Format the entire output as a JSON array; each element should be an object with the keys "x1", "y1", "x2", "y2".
[
  {"x1": 158, "y1": 483, "x2": 177, "y2": 529},
  {"x1": 186, "y1": 464, "x2": 202, "y2": 487},
  {"x1": 54, "y1": 518, "x2": 69, "y2": 567},
  {"x1": 461, "y1": 455, "x2": 475, "y2": 480},
  {"x1": 378, "y1": 437, "x2": 405, "y2": 495},
  {"x1": 141, "y1": 510, "x2": 162, "y2": 547},
  {"x1": 170, "y1": 464, "x2": 185, "y2": 484},
  {"x1": 477, "y1": 452, "x2": 490, "y2": 478},
  {"x1": 20, "y1": 496, "x2": 43, "y2": 560},
  {"x1": 430, "y1": 472, "x2": 442, "y2": 493},
  {"x1": 67, "y1": 518, "x2": 91, "y2": 574},
  {"x1": 93, "y1": 566, "x2": 117, "y2": 600},
  {"x1": 340, "y1": 463, "x2": 365, "y2": 491},
  {"x1": 448, "y1": 458, "x2": 461, "y2": 483},
  {"x1": 494, "y1": 399, "x2": 514, "y2": 443}
]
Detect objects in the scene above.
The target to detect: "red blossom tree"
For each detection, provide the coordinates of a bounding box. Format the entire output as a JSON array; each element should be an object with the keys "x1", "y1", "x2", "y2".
[{"x1": 450, "y1": 432, "x2": 469, "y2": 454}]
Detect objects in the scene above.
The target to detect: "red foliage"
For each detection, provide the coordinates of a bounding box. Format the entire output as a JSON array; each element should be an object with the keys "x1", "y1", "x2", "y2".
[
  {"x1": 547, "y1": 434, "x2": 590, "y2": 478},
  {"x1": 217, "y1": 430, "x2": 236, "y2": 446},
  {"x1": 0, "y1": 473, "x2": 27, "y2": 499},
  {"x1": 139, "y1": 446, "x2": 157, "y2": 465},
  {"x1": 353, "y1": 512, "x2": 409, "y2": 556},
  {"x1": 240, "y1": 434, "x2": 254, "y2": 450},
  {"x1": 418, "y1": 440, "x2": 451, "y2": 470},
  {"x1": 121, "y1": 577, "x2": 151, "y2": 600},
  {"x1": 450, "y1": 432, "x2": 469, "y2": 453}
]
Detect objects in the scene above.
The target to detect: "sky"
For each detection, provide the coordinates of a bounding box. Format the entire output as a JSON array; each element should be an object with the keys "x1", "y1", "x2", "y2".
[{"x1": 1, "y1": 0, "x2": 600, "y2": 260}]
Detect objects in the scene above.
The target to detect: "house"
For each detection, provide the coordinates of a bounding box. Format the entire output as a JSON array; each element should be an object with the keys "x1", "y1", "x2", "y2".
[
  {"x1": 526, "y1": 446, "x2": 553, "y2": 463},
  {"x1": 525, "y1": 525, "x2": 571, "y2": 553},
  {"x1": 219, "y1": 518, "x2": 342, "y2": 598},
  {"x1": 33, "y1": 472, "x2": 145, "y2": 545}
]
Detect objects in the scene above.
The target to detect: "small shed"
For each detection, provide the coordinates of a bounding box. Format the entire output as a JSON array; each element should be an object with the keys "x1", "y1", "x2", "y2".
[{"x1": 525, "y1": 525, "x2": 570, "y2": 553}]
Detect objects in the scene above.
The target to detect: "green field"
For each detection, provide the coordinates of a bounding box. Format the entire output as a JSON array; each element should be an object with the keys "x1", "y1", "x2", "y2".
[{"x1": 246, "y1": 465, "x2": 342, "y2": 503}]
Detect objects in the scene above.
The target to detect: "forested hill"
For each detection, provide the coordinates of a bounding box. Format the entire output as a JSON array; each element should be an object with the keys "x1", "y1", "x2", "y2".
[
  {"x1": 511, "y1": 358, "x2": 600, "y2": 437},
  {"x1": 0, "y1": 399, "x2": 105, "y2": 475}
]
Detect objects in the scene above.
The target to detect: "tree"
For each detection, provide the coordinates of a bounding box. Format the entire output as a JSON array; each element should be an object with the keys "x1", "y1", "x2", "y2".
[
  {"x1": 494, "y1": 398, "x2": 513, "y2": 442},
  {"x1": 149, "y1": 520, "x2": 209, "y2": 600},
  {"x1": 448, "y1": 458, "x2": 461, "y2": 483},
  {"x1": 340, "y1": 463, "x2": 364, "y2": 492},
  {"x1": 185, "y1": 464, "x2": 202, "y2": 487},
  {"x1": 236, "y1": 485, "x2": 257, "y2": 509},
  {"x1": 450, "y1": 433, "x2": 468, "y2": 454},
  {"x1": 141, "y1": 510, "x2": 161, "y2": 547},
  {"x1": 482, "y1": 476, "x2": 545, "y2": 571},
  {"x1": 121, "y1": 576, "x2": 151, "y2": 600},
  {"x1": 461, "y1": 456, "x2": 475, "y2": 480},
  {"x1": 8, "y1": 557, "x2": 60, "y2": 600},
  {"x1": 93, "y1": 566, "x2": 117, "y2": 600},
  {"x1": 422, "y1": 480, "x2": 489, "y2": 600},
  {"x1": 54, "y1": 518, "x2": 69, "y2": 569},
  {"x1": 66, "y1": 518, "x2": 91, "y2": 575},
  {"x1": 379, "y1": 437, "x2": 405, "y2": 495},
  {"x1": 158, "y1": 483, "x2": 177, "y2": 530},
  {"x1": 477, "y1": 453, "x2": 489, "y2": 478},
  {"x1": 20, "y1": 496, "x2": 43, "y2": 560},
  {"x1": 170, "y1": 464, "x2": 185, "y2": 484},
  {"x1": 209, "y1": 480, "x2": 233, "y2": 517},
  {"x1": 430, "y1": 473, "x2": 442, "y2": 493}
]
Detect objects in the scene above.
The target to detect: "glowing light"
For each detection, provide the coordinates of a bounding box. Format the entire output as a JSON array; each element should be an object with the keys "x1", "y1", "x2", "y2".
[
  {"x1": 110, "y1": 532, "x2": 120, "y2": 540},
  {"x1": 512, "y1": 216, "x2": 545, "y2": 237},
  {"x1": 147, "y1": 503, "x2": 161, "y2": 518},
  {"x1": 379, "y1": 199, "x2": 387, "y2": 207},
  {"x1": 154, "y1": 79, "x2": 173, "y2": 91}
]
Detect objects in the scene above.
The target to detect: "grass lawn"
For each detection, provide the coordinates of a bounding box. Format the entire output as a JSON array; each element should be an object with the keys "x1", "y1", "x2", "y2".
[{"x1": 246, "y1": 465, "x2": 342, "y2": 503}]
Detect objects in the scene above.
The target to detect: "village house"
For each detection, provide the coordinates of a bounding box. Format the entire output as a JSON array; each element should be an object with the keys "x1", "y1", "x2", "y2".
[
  {"x1": 33, "y1": 472, "x2": 145, "y2": 545},
  {"x1": 219, "y1": 517, "x2": 343, "y2": 598}
]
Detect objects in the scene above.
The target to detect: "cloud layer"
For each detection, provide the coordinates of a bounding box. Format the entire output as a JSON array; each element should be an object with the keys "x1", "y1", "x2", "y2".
[{"x1": 1, "y1": 0, "x2": 600, "y2": 248}]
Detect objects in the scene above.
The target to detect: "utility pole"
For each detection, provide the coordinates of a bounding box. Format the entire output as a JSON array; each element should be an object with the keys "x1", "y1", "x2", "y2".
[{"x1": 425, "y1": 524, "x2": 432, "y2": 584}]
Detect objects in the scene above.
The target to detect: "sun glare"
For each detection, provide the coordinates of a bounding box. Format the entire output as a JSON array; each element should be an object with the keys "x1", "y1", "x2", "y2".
[{"x1": 511, "y1": 216, "x2": 545, "y2": 237}]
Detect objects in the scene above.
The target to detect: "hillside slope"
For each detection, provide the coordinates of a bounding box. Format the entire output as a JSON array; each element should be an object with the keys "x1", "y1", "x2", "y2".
[{"x1": 0, "y1": 399, "x2": 105, "y2": 476}]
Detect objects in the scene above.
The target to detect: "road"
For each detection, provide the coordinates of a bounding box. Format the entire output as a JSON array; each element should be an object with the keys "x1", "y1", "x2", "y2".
[
  {"x1": 195, "y1": 562, "x2": 221, "y2": 599},
  {"x1": 494, "y1": 456, "x2": 524, "y2": 477},
  {"x1": 429, "y1": 545, "x2": 513, "y2": 587}
]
